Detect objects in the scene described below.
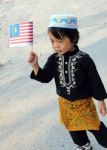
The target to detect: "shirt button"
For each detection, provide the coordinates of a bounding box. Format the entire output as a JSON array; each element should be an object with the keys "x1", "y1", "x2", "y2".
[
  {"x1": 65, "y1": 71, "x2": 68, "y2": 74},
  {"x1": 65, "y1": 62, "x2": 68, "y2": 64}
]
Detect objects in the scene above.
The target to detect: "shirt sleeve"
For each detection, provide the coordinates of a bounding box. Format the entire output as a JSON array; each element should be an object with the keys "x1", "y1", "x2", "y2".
[
  {"x1": 87, "y1": 57, "x2": 107, "y2": 100},
  {"x1": 30, "y1": 55, "x2": 54, "y2": 83}
]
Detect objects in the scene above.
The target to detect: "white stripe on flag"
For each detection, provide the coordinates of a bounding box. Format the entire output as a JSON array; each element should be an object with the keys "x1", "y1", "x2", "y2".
[{"x1": 9, "y1": 42, "x2": 33, "y2": 47}]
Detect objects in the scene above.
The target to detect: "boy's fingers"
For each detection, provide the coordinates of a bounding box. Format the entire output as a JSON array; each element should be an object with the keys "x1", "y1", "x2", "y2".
[
  {"x1": 28, "y1": 56, "x2": 35, "y2": 62},
  {"x1": 30, "y1": 52, "x2": 38, "y2": 58},
  {"x1": 30, "y1": 51, "x2": 35, "y2": 56}
]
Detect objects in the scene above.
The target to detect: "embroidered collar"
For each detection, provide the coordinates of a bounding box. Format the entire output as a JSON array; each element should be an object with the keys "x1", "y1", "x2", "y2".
[{"x1": 63, "y1": 46, "x2": 79, "y2": 57}]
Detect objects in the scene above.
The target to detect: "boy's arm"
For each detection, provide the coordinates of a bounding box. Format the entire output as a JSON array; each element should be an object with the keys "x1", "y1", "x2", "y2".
[
  {"x1": 28, "y1": 52, "x2": 54, "y2": 83},
  {"x1": 32, "y1": 63, "x2": 39, "y2": 76},
  {"x1": 98, "y1": 100, "x2": 107, "y2": 117},
  {"x1": 87, "y1": 56, "x2": 107, "y2": 100}
]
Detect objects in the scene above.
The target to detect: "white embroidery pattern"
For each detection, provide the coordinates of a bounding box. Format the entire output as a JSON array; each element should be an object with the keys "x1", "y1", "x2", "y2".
[{"x1": 57, "y1": 51, "x2": 84, "y2": 95}]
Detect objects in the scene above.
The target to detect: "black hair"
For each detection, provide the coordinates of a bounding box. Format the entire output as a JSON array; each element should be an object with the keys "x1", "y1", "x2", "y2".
[{"x1": 48, "y1": 27, "x2": 80, "y2": 46}]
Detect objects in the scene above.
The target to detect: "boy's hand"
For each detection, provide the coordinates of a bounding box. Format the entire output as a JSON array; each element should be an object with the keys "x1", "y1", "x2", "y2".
[
  {"x1": 28, "y1": 51, "x2": 38, "y2": 67},
  {"x1": 98, "y1": 100, "x2": 107, "y2": 117},
  {"x1": 28, "y1": 51, "x2": 39, "y2": 75}
]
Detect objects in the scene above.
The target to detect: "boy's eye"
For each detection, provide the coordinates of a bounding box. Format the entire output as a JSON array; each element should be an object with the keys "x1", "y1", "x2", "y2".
[
  {"x1": 51, "y1": 40, "x2": 54, "y2": 43},
  {"x1": 58, "y1": 40, "x2": 63, "y2": 42}
]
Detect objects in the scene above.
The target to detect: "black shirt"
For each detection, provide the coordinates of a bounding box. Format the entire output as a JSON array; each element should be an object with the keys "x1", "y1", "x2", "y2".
[{"x1": 30, "y1": 46, "x2": 107, "y2": 101}]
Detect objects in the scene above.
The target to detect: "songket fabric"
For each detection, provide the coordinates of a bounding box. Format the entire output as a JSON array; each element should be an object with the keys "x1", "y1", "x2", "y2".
[{"x1": 58, "y1": 96, "x2": 100, "y2": 131}]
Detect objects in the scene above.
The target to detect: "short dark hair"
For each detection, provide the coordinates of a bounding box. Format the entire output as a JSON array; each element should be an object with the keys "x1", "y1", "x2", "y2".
[{"x1": 48, "y1": 27, "x2": 80, "y2": 46}]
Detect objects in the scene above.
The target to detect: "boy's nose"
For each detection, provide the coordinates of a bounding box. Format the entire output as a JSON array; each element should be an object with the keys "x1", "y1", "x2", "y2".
[{"x1": 54, "y1": 42, "x2": 59, "y2": 48}]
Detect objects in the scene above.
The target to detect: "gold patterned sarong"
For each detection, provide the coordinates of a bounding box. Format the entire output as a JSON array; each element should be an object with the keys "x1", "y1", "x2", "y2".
[{"x1": 58, "y1": 96, "x2": 100, "y2": 131}]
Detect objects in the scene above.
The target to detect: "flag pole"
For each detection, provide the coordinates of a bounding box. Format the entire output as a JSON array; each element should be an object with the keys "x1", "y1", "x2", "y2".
[{"x1": 32, "y1": 44, "x2": 33, "y2": 52}]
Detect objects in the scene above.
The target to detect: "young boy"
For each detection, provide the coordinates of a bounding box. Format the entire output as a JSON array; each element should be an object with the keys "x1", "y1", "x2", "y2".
[{"x1": 28, "y1": 14, "x2": 107, "y2": 150}]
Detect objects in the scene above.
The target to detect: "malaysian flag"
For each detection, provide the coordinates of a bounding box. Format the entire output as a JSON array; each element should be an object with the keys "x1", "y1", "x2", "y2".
[{"x1": 8, "y1": 21, "x2": 33, "y2": 47}]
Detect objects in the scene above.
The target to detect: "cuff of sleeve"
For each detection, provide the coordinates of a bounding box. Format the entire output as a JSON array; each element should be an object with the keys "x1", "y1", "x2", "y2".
[{"x1": 30, "y1": 67, "x2": 42, "y2": 80}]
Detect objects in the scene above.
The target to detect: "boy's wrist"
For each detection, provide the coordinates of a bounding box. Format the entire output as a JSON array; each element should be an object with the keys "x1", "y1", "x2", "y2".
[
  {"x1": 32, "y1": 63, "x2": 39, "y2": 68},
  {"x1": 32, "y1": 63, "x2": 39, "y2": 75}
]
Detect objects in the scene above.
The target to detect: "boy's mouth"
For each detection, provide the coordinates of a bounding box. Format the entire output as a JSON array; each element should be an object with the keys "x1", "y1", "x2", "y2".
[{"x1": 56, "y1": 50, "x2": 62, "y2": 53}]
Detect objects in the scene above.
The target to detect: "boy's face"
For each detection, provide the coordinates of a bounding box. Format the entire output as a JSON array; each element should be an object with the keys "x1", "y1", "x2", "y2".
[{"x1": 48, "y1": 32, "x2": 74, "y2": 55}]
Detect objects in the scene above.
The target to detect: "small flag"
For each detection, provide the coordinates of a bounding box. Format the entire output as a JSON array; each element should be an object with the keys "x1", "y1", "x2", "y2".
[{"x1": 8, "y1": 21, "x2": 33, "y2": 47}]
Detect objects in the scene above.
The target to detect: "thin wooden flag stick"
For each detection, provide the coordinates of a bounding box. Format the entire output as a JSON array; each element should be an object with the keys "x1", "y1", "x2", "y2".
[{"x1": 32, "y1": 44, "x2": 33, "y2": 52}]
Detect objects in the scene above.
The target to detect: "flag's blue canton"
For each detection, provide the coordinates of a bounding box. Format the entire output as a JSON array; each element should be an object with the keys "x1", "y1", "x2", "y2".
[{"x1": 9, "y1": 24, "x2": 20, "y2": 37}]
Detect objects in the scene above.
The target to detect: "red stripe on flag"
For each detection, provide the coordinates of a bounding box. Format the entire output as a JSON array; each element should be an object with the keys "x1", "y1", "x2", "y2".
[
  {"x1": 20, "y1": 22, "x2": 33, "y2": 25},
  {"x1": 10, "y1": 38, "x2": 33, "y2": 41},
  {"x1": 20, "y1": 28, "x2": 33, "y2": 31}
]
